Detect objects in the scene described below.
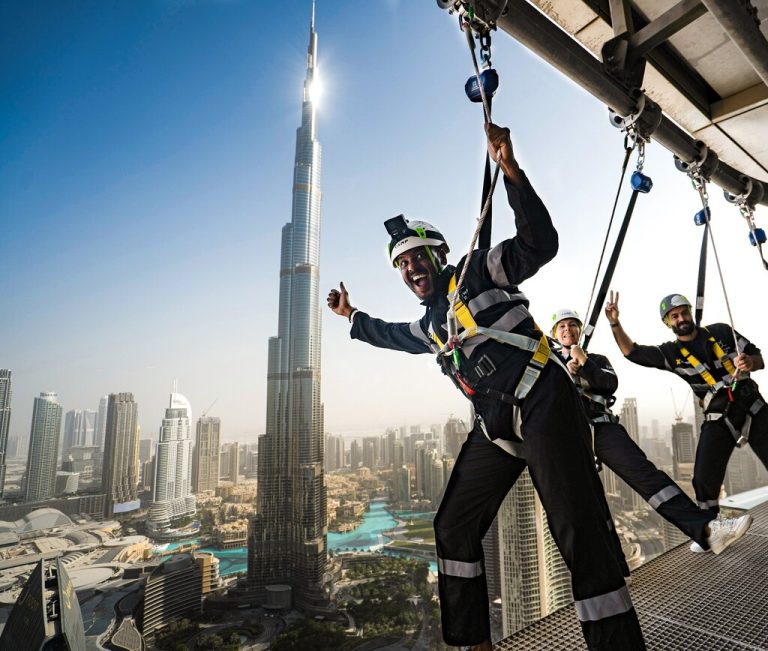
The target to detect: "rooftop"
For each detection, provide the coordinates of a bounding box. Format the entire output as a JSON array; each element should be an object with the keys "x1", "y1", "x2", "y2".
[{"x1": 497, "y1": 499, "x2": 768, "y2": 650}]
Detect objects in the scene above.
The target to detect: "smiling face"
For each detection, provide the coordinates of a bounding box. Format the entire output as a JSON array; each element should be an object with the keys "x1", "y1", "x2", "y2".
[
  {"x1": 395, "y1": 247, "x2": 445, "y2": 300},
  {"x1": 555, "y1": 318, "x2": 581, "y2": 348},
  {"x1": 665, "y1": 305, "x2": 696, "y2": 337}
]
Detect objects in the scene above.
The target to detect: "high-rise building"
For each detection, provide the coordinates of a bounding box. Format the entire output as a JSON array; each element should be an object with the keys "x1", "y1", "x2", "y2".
[
  {"x1": 101, "y1": 393, "x2": 140, "y2": 516},
  {"x1": 192, "y1": 417, "x2": 220, "y2": 493},
  {"x1": 248, "y1": 4, "x2": 328, "y2": 613},
  {"x1": 443, "y1": 416, "x2": 468, "y2": 461},
  {"x1": 325, "y1": 434, "x2": 344, "y2": 471},
  {"x1": 23, "y1": 392, "x2": 63, "y2": 503},
  {"x1": 672, "y1": 420, "x2": 696, "y2": 483},
  {"x1": 141, "y1": 554, "x2": 202, "y2": 640},
  {"x1": 497, "y1": 470, "x2": 571, "y2": 637},
  {"x1": 94, "y1": 395, "x2": 108, "y2": 450},
  {"x1": 148, "y1": 388, "x2": 196, "y2": 534},
  {"x1": 0, "y1": 369, "x2": 12, "y2": 498},
  {"x1": 349, "y1": 440, "x2": 362, "y2": 470},
  {"x1": 225, "y1": 442, "x2": 239, "y2": 485},
  {"x1": 62, "y1": 409, "x2": 96, "y2": 456},
  {"x1": 0, "y1": 558, "x2": 86, "y2": 650},
  {"x1": 619, "y1": 398, "x2": 645, "y2": 510}
]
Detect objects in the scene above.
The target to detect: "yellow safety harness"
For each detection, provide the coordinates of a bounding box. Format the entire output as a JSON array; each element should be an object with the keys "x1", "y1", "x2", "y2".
[
  {"x1": 431, "y1": 274, "x2": 553, "y2": 404},
  {"x1": 677, "y1": 329, "x2": 737, "y2": 406}
]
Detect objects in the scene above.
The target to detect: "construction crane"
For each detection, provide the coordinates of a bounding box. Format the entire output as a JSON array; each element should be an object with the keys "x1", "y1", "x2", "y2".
[{"x1": 201, "y1": 398, "x2": 218, "y2": 419}]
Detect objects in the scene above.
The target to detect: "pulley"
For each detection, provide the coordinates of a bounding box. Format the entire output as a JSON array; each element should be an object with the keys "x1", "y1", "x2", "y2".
[
  {"x1": 749, "y1": 228, "x2": 766, "y2": 247},
  {"x1": 630, "y1": 171, "x2": 652, "y2": 193},
  {"x1": 465, "y1": 68, "x2": 499, "y2": 102},
  {"x1": 694, "y1": 206, "x2": 711, "y2": 226}
]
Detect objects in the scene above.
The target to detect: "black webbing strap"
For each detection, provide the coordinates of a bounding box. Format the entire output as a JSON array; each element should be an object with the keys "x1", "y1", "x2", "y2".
[
  {"x1": 479, "y1": 96, "x2": 493, "y2": 250},
  {"x1": 582, "y1": 189, "x2": 641, "y2": 351},
  {"x1": 695, "y1": 222, "x2": 708, "y2": 326}
]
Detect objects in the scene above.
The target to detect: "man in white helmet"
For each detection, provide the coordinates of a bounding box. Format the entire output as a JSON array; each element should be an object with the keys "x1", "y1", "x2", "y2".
[
  {"x1": 552, "y1": 309, "x2": 751, "y2": 555},
  {"x1": 328, "y1": 125, "x2": 646, "y2": 651},
  {"x1": 605, "y1": 290, "x2": 764, "y2": 547}
]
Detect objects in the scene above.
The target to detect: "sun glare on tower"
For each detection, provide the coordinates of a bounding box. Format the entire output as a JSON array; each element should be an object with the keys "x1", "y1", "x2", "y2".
[{"x1": 309, "y1": 70, "x2": 323, "y2": 105}]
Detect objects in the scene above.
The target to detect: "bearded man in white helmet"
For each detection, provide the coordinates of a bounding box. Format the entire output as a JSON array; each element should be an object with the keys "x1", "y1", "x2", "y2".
[
  {"x1": 606, "y1": 290, "x2": 763, "y2": 550},
  {"x1": 328, "y1": 124, "x2": 646, "y2": 651},
  {"x1": 551, "y1": 308, "x2": 751, "y2": 556}
]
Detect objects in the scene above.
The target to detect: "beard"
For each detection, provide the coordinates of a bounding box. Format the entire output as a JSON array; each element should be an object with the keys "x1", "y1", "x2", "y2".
[{"x1": 672, "y1": 319, "x2": 695, "y2": 336}]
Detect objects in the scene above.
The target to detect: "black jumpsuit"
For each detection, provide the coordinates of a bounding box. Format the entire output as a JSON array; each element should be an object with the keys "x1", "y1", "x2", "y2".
[
  {"x1": 562, "y1": 348, "x2": 713, "y2": 547},
  {"x1": 349, "y1": 173, "x2": 645, "y2": 649},
  {"x1": 626, "y1": 324, "x2": 768, "y2": 516}
]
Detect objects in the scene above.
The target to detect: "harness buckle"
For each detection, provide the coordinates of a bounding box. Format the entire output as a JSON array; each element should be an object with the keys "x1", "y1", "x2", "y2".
[{"x1": 474, "y1": 354, "x2": 497, "y2": 380}]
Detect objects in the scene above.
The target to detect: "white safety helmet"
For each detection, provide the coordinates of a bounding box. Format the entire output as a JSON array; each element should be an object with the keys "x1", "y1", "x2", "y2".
[
  {"x1": 384, "y1": 214, "x2": 449, "y2": 268},
  {"x1": 551, "y1": 308, "x2": 582, "y2": 337}
]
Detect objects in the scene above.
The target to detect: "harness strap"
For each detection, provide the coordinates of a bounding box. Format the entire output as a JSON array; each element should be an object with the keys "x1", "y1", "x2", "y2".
[
  {"x1": 695, "y1": 222, "x2": 708, "y2": 326},
  {"x1": 678, "y1": 329, "x2": 737, "y2": 391}
]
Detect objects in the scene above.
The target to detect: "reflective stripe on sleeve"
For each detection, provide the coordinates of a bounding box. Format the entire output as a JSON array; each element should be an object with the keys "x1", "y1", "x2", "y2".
[
  {"x1": 437, "y1": 557, "x2": 485, "y2": 578},
  {"x1": 574, "y1": 585, "x2": 633, "y2": 622},
  {"x1": 467, "y1": 288, "x2": 526, "y2": 315},
  {"x1": 409, "y1": 320, "x2": 432, "y2": 346},
  {"x1": 486, "y1": 243, "x2": 510, "y2": 287},
  {"x1": 648, "y1": 485, "x2": 682, "y2": 510}
]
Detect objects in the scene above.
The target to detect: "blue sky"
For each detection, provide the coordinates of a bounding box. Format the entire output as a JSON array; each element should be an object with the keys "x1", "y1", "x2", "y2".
[{"x1": 1, "y1": 0, "x2": 765, "y2": 445}]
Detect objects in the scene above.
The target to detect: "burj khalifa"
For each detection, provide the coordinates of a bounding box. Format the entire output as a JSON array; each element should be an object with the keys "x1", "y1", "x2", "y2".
[{"x1": 247, "y1": 2, "x2": 328, "y2": 612}]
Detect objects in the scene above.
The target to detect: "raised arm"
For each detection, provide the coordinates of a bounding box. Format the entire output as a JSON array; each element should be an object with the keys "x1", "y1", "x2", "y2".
[
  {"x1": 605, "y1": 290, "x2": 636, "y2": 357},
  {"x1": 481, "y1": 124, "x2": 559, "y2": 287},
  {"x1": 327, "y1": 282, "x2": 433, "y2": 355}
]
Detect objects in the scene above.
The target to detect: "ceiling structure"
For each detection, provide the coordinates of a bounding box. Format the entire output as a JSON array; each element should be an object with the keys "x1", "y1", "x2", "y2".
[{"x1": 439, "y1": 0, "x2": 768, "y2": 206}]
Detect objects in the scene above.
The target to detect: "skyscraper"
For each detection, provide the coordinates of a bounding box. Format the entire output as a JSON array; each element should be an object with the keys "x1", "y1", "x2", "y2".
[
  {"x1": 62, "y1": 409, "x2": 96, "y2": 455},
  {"x1": 192, "y1": 417, "x2": 220, "y2": 493},
  {"x1": 496, "y1": 470, "x2": 571, "y2": 637},
  {"x1": 248, "y1": 3, "x2": 328, "y2": 612},
  {"x1": 22, "y1": 392, "x2": 63, "y2": 503},
  {"x1": 225, "y1": 442, "x2": 239, "y2": 485},
  {"x1": 0, "y1": 369, "x2": 11, "y2": 498},
  {"x1": 94, "y1": 395, "x2": 108, "y2": 450},
  {"x1": 672, "y1": 420, "x2": 696, "y2": 483},
  {"x1": 148, "y1": 388, "x2": 196, "y2": 535},
  {"x1": 101, "y1": 393, "x2": 140, "y2": 516}
]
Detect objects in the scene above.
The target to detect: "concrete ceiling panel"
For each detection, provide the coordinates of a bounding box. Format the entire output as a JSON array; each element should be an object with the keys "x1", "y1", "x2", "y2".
[
  {"x1": 530, "y1": 0, "x2": 599, "y2": 34},
  {"x1": 692, "y1": 121, "x2": 768, "y2": 181}
]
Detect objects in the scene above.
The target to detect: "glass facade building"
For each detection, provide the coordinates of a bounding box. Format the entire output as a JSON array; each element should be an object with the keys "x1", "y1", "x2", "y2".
[{"x1": 248, "y1": 4, "x2": 328, "y2": 612}]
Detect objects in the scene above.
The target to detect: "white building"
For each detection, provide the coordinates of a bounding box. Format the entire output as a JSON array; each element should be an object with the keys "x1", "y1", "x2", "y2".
[{"x1": 148, "y1": 388, "x2": 196, "y2": 534}]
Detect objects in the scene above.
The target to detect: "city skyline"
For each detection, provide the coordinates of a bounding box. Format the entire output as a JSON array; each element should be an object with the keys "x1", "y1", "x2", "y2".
[{"x1": 1, "y1": 2, "x2": 766, "y2": 445}]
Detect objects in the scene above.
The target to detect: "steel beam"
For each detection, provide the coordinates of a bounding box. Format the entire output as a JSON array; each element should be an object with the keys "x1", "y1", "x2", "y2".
[
  {"x1": 494, "y1": 0, "x2": 767, "y2": 204},
  {"x1": 608, "y1": 0, "x2": 634, "y2": 36},
  {"x1": 700, "y1": 0, "x2": 768, "y2": 88},
  {"x1": 711, "y1": 83, "x2": 768, "y2": 123},
  {"x1": 630, "y1": 0, "x2": 707, "y2": 58}
]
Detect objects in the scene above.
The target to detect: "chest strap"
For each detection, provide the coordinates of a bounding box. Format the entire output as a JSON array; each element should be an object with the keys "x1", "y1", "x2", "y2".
[
  {"x1": 677, "y1": 330, "x2": 737, "y2": 390},
  {"x1": 450, "y1": 325, "x2": 554, "y2": 403}
]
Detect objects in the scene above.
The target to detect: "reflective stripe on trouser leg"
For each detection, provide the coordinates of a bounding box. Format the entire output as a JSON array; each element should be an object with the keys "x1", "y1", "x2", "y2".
[
  {"x1": 437, "y1": 557, "x2": 484, "y2": 578},
  {"x1": 434, "y1": 428, "x2": 526, "y2": 646},
  {"x1": 648, "y1": 485, "x2": 682, "y2": 509},
  {"x1": 698, "y1": 499, "x2": 719, "y2": 509},
  {"x1": 575, "y1": 585, "x2": 634, "y2": 622},
  {"x1": 519, "y1": 365, "x2": 645, "y2": 649}
]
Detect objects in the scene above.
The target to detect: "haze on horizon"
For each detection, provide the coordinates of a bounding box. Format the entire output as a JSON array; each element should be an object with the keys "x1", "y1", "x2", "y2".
[{"x1": 1, "y1": 1, "x2": 765, "y2": 448}]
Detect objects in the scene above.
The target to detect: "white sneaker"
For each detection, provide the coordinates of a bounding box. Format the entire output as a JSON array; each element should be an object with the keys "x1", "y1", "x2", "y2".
[
  {"x1": 706, "y1": 514, "x2": 753, "y2": 555},
  {"x1": 690, "y1": 541, "x2": 709, "y2": 554}
]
